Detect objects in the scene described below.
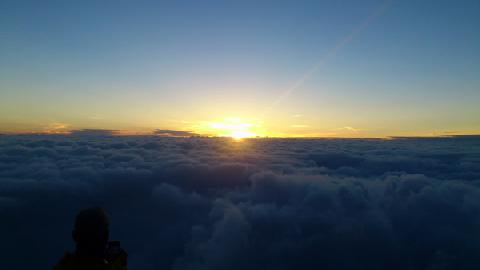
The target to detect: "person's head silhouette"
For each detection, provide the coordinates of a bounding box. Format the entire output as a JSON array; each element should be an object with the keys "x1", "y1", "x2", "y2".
[
  {"x1": 53, "y1": 207, "x2": 127, "y2": 269},
  {"x1": 72, "y1": 207, "x2": 110, "y2": 258}
]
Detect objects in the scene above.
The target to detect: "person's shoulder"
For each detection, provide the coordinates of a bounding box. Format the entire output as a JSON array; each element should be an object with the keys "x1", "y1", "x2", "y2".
[
  {"x1": 52, "y1": 252, "x2": 75, "y2": 270},
  {"x1": 52, "y1": 252, "x2": 112, "y2": 270},
  {"x1": 52, "y1": 251, "x2": 126, "y2": 270}
]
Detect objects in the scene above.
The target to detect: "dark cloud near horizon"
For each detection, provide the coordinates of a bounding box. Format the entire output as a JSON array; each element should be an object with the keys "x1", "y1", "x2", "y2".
[
  {"x1": 0, "y1": 136, "x2": 480, "y2": 269},
  {"x1": 69, "y1": 129, "x2": 119, "y2": 136},
  {"x1": 153, "y1": 129, "x2": 200, "y2": 137}
]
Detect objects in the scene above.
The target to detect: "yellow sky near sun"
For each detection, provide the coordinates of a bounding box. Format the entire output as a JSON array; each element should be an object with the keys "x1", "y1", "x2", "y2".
[{"x1": 1, "y1": 101, "x2": 479, "y2": 138}]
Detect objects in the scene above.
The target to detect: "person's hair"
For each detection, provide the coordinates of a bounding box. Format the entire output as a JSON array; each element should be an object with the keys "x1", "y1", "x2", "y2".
[{"x1": 72, "y1": 207, "x2": 110, "y2": 256}]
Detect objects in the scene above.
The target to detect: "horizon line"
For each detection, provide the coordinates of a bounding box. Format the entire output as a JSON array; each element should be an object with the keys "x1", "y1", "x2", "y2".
[{"x1": 1, "y1": 130, "x2": 479, "y2": 140}]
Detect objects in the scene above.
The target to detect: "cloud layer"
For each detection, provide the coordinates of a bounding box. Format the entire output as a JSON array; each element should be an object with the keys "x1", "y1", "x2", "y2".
[{"x1": 1, "y1": 135, "x2": 480, "y2": 269}]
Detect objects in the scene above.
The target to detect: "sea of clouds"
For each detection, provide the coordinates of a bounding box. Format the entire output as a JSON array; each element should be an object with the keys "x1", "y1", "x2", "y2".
[{"x1": 1, "y1": 134, "x2": 479, "y2": 269}]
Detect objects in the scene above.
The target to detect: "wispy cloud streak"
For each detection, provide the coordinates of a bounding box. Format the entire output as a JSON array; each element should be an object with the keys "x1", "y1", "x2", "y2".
[{"x1": 262, "y1": 0, "x2": 394, "y2": 118}]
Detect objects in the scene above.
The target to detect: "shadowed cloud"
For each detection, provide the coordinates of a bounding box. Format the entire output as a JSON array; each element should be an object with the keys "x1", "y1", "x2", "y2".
[
  {"x1": 154, "y1": 129, "x2": 201, "y2": 137},
  {"x1": 0, "y1": 136, "x2": 479, "y2": 269},
  {"x1": 69, "y1": 129, "x2": 119, "y2": 136}
]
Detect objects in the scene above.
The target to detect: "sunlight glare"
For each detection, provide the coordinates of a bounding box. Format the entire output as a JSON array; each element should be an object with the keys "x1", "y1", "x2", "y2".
[{"x1": 207, "y1": 118, "x2": 260, "y2": 139}]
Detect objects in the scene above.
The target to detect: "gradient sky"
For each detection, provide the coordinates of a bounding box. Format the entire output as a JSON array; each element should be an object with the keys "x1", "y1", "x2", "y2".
[{"x1": 1, "y1": 0, "x2": 479, "y2": 137}]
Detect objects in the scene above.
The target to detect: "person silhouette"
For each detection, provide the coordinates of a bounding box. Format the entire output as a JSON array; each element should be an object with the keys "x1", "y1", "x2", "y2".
[{"x1": 53, "y1": 207, "x2": 128, "y2": 270}]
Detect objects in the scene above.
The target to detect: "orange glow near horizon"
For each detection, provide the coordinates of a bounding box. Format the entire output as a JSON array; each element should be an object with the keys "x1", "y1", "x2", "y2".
[{"x1": 1, "y1": 118, "x2": 480, "y2": 139}]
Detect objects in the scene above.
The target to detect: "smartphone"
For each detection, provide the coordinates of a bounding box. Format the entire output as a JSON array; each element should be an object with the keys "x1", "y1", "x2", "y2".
[{"x1": 106, "y1": 241, "x2": 121, "y2": 260}]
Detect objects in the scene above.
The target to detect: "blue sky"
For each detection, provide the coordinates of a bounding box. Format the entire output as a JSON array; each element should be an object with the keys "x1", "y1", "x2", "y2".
[{"x1": 1, "y1": 0, "x2": 479, "y2": 136}]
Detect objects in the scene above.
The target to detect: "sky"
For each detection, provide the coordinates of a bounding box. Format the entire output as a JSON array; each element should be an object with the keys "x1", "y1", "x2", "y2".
[{"x1": 0, "y1": 0, "x2": 479, "y2": 137}]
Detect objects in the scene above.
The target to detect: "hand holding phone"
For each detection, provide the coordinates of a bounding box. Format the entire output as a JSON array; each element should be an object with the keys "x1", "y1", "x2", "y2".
[{"x1": 106, "y1": 241, "x2": 127, "y2": 266}]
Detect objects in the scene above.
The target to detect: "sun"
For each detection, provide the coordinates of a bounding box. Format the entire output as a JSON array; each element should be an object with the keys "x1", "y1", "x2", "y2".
[
  {"x1": 206, "y1": 117, "x2": 260, "y2": 139},
  {"x1": 230, "y1": 130, "x2": 256, "y2": 140}
]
